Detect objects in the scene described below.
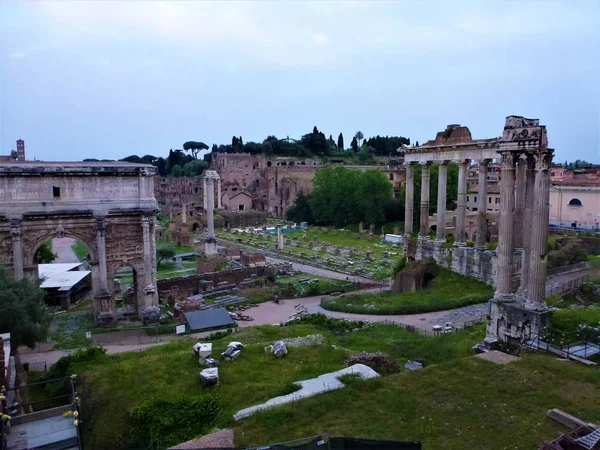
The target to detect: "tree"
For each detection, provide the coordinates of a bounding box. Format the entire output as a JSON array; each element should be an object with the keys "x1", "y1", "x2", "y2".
[
  {"x1": 337, "y1": 133, "x2": 344, "y2": 152},
  {"x1": 156, "y1": 244, "x2": 176, "y2": 267},
  {"x1": 354, "y1": 131, "x2": 364, "y2": 148},
  {"x1": 171, "y1": 164, "x2": 183, "y2": 177},
  {"x1": 183, "y1": 141, "x2": 209, "y2": 159},
  {"x1": 350, "y1": 136, "x2": 358, "y2": 153},
  {"x1": 356, "y1": 170, "x2": 394, "y2": 224},
  {"x1": 183, "y1": 160, "x2": 208, "y2": 177},
  {"x1": 286, "y1": 192, "x2": 313, "y2": 223},
  {"x1": 157, "y1": 157, "x2": 167, "y2": 177},
  {"x1": 0, "y1": 267, "x2": 50, "y2": 351},
  {"x1": 34, "y1": 241, "x2": 57, "y2": 264}
]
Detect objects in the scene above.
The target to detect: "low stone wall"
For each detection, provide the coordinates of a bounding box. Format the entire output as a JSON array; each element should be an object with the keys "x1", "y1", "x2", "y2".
[
  {"x1": 157, "y1": 263, "x2": 291, "y2": 301},
  {"x1": 221, "y1": 210, "x2": 268, "y2": 228},
  {"x1": 415, "y1": 239, "x2": 521, "y2": 288}
]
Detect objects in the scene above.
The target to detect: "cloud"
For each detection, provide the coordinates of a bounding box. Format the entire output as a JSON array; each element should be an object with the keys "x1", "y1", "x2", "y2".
[
  {"x1": 313, "y1": 33, "x2": 329, "y2": 45},
  {"x1": 8, "y1": 52, "x2": 26, "y2": 59}
]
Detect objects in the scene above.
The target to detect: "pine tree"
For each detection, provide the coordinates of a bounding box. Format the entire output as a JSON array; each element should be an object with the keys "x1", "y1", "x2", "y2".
[{"x1": 338, "y1": 133, "x2": 344, "y2": 151}]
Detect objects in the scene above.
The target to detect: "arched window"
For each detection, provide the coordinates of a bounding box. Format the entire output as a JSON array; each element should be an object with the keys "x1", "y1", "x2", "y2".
[{"x1": 568, "y1": 198, "x2": 583, "y2": 206}]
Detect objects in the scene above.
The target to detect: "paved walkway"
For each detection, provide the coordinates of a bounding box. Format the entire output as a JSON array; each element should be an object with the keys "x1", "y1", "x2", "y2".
[{"x1": 51, "y1": 237, "x2": 80, "y2": 263}]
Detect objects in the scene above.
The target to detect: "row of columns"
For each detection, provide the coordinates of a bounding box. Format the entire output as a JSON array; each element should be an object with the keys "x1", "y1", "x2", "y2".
[
  {"x1": 405, "y1": 159, "x2": 486, "y2": 247},
  {"x1": 495, "y1": 150, "x2": 552, "y2": 308}
]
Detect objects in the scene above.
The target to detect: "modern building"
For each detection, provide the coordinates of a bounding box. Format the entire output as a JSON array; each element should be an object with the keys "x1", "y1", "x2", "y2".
[{"x1": 549, "y1": 184, "x2": 600, "y2": 230}]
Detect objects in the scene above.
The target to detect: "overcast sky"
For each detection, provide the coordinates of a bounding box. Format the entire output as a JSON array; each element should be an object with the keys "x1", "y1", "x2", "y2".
[{"x1": 1, "y1": 1, "x2": 599, "y2": 163}]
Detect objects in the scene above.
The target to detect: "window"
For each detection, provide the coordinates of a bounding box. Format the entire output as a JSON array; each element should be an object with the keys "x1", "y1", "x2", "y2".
[
  {"x1": 568, "y1": 198, "x2": 583, "y2": 206},
  {"x1": 495, "y1": 197, "x2": 500, "y2": 204},
  {"x1": 551, "y1": 172, "x2": 555, "y2": 177},
  {"x1": 488, "y1": 196, "x2": 492, "y2": 204},
  {"x1": 389, "y1": 174, "x2": 393, "y2": 180},
  {"x1": 53, "y1": 186, "x2": 61, "y2": 198},
  {"x1": 238, "y1": 204, "x2": 245, "y2": 211},
  {"x1": 474, "y1": 196, "x2": 477, "y2": 203},
  {"x1": 472, "y1": 207, "x2": 478, "y2": 211},
  {"x1": 466, "y1": 195, "x2": 469, "y2": 202}
]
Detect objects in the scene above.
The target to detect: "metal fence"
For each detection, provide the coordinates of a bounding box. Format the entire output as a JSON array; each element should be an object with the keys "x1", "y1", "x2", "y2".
[
  {"x1": 546, "y1": 262, "x2": 591, "y2": 278},
  {"x1": 545, "y1": 275, "x2": 590, "y2": 296}
]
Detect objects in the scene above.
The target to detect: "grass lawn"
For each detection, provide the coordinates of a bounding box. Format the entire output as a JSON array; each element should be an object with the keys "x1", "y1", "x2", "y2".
[
  {"x1": 322, "y1": 267, "x2": 493, "y2": 315},
  {"x1": 37, "y1": 319, "x2": 600, "y2": 449},
  {"x1": 50, "y1": 313, "x2": 94, "y2": 349},
  {"x1": 71, "y1": 241, "x2": 89, "y2": 261}
]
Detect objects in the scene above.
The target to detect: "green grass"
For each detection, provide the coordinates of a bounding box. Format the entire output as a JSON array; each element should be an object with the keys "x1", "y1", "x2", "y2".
[
  {"x1": 46, "y1": 317, "x2": 600, "y2": 450},
  {"x1": 50, "y1": 313, "x2": 94, "y2": 349},
  {"x1": 236, "y1": 354, "x2": 600, "y2": 449},
  {"x1": 552, "y1": 308, "x2": 600, "y2": 334},
  {"x1": 72, "y1": 241, "x2": 89, "y2": 261},
  {"x1": 157, "y1": 261, "x2": 197, "y2": 279},
  {"x1": 321, "y1": 267, "x2": 493, "y2": 315}
]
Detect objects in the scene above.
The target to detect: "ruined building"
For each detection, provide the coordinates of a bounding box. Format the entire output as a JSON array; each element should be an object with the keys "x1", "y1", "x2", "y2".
[{"x1": 404, "y1": 116, "x2": 554, "y2": 343}]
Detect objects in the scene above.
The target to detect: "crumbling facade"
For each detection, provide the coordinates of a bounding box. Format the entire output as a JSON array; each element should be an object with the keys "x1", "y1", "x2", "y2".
[
  {"x1": 404, "y1": 116, "x2": 553, "y2": 343},
  {"x1": 0, "y1": 162, "x2": 159, "y2": 323}
]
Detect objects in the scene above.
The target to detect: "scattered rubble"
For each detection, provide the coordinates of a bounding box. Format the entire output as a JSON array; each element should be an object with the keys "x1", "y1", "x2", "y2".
[
  {"x1": 222, "y1": 342, "x2": 244, "y2": 361},
  {"x1": 282, "y1": 334, "x2": 325, "y2": 348},
  {"x1": 345, "y1": 351, "x2": 400, "y2": 374},
  {"x1": 272, "y1": 341, "x2": 288, "y2": 358},
  {"x1": 200, "y1": 367, "x2": 219, "y2": 386}
]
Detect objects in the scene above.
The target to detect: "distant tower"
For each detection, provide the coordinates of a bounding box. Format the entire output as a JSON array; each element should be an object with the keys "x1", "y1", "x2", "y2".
[{"x1": 16, "y1": 139, "x2": 25, "y2": 161}]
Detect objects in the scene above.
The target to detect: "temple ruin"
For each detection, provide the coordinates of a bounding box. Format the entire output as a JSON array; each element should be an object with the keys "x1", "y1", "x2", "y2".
[
  {"x1": 0, "y1": 162, "x2": 160, "y2": 323},
  {"x1": 404, "y1": 116, "x2": 553, "y2": 343}
]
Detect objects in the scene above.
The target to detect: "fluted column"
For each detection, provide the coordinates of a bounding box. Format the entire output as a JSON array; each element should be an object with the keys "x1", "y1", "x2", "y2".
[
  {"x1": 404, "y1": 163, "x2": 414, "y2": 237},
  {"x1": 518, "y1": 154, "x2": 535, "y2": 296},
  {"x1": 206, "y1": 178, "x2": 215, "y2": 239},
  {"x1": 419, "y1": 162, "x2": 431, "y2": 238},
  {"x1": 181, "y1": 203, "x2": 187, "y2": 224},
  {"x1": 526, "y1": 149, "x2": 553, "y2": 309},
  {"x1": 95, "y1": 217, "x2": 109, "y2": 294},
  {"x1": 142, "y1": 217, "x2": 153, "y2": 289},
  {"x1": 455, "y1": 160, "x2": 469, "y2": 245},
  {"x1": 513, "y1": 158, "x2": 527, "y2": 250},
  {"x1": 436, "y1": 162, "x2": 448, "y2": 241},
  {"x1": 476, "y1": 159, "x2": 490, "y2": 248},
  {"x1": 10, "y1": 220, "x2": 23, "y2": 279},
  {"x1": 217, "y1": 179, "x2": 222, "y2": 209},
  {"x1": 495, "y1": 151, "x2": 517, "y2": 299},
  {"x1": 203, "y1": 178, "x2": 208, "y2": 212}
]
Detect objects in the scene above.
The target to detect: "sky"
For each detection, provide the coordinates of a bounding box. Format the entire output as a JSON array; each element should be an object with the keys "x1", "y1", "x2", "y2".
[{"x1": 1, "y1": 1, "x2": 599, "y2": 164}]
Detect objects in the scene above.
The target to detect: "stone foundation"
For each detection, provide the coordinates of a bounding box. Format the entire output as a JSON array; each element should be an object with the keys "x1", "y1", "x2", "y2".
[
  {"x1": 415, "y1": 238, "x2": 522, "y2": 287},
  {"x1": 486, "y1": 298, "x2": 551, "y2": 344}
]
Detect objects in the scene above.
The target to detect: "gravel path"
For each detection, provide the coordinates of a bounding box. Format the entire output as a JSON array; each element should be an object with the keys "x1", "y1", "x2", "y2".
[{"x1": 51, "y1": 237, "x2": 80, "y2": 263}]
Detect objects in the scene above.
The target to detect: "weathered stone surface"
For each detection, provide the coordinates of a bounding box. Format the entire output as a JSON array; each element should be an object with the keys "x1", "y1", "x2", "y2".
[
  {"x1": 142, "y1": 306, "x2": 160, "y2": 325},
  {"x1": 200, "y1": 367, "x2": 219, "y2": 386},
  {"x1": 393, "y1": 259, "x2": 436, "y2": 293},
  {"x1": 272, "y1": 341, "x2": 288, "y2": 358}
]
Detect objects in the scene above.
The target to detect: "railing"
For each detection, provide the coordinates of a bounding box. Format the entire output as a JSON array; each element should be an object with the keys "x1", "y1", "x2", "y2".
[
  {"x1": 547, "y1": 262, "x2": 591, "y2": 278},
  {"x1": 546, "y1": 275, "x2": 589, "y2": 296}
]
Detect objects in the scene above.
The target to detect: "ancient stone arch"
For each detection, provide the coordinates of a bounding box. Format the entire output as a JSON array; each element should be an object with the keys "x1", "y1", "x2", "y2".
[{"x1": 0, "y1": 162, "x2": 159, "y2": 323}]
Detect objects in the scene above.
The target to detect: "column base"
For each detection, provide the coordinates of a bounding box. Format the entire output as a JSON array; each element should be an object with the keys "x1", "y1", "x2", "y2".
[
  {"x1": 435, "y1": 238, "x2": 446, "y2": 243},
  {"x1": 486, "y1": 298, "x2": 552, "y2": 344},
  {"x1": 453, "y1": 241, "x2": 466, "y2": 247},
  {"x1": 493, "y1": 291, "x2": 515, "y2": 302},
  {"x1": 205, "y1": 240, "x2": 218, "y2": 256},
  {"x1": 475, "y1": 245, "x2": 487, "y2": 251},
  {"x1": 524, "y1": 299, "x2": 548, "y2": 312}
]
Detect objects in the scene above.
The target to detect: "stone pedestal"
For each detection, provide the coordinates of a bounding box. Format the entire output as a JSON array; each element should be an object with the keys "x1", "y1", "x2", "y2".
[
  {"x1": 204, "y1": 238, "x2": 218, "y2": 256},
  {"x1": 486, "y1": 298, "x2": 551, "y2": 344}
]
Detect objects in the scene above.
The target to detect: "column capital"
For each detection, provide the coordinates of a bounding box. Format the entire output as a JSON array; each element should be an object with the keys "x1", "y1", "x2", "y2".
[
  {"x1": 438, "y1": 160, "x2": 450, "y2": 166},
  {"x1": 420, "y1": 161, "x2": 432, "y2": 167},
  {"x1": 95, "y1": 217, "x2": 107, "y2": 232},
  {"x1": 533, "y1": 148, "x2": 554, "y2": 171},
  {"x1": 141, "y1": 216, "x2": 151, "y2": 228},
  {"x1": 457, "y1": 159, "x2": 470, "y2": 167},
  {"x1": 478, "y1": 158, "x2": 492, "y2": 166}
]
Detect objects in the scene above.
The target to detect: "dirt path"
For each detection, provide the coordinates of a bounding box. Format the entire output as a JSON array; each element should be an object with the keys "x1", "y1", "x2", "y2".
[{"x1": 51, "y1": 237, "x2": 80, "y2": 263}]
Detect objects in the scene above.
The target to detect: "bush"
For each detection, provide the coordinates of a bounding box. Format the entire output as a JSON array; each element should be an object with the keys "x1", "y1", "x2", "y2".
[
  {"x1": 129, "y1": 395, "x2": 223, "y2": 448},
  {"x1": 391, "y1": 256, "x2": 408, "y2": 279},
  {"x1": 486, "y1": 242, "x2": 498, "y2": 251},
  {"x1": 548, "y1": 240, "x2": 586, "y2": 269}
]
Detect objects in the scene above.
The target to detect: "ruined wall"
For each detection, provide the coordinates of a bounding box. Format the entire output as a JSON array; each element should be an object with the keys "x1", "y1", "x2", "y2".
[{"x1": 415, "y1": 240, "x2": 521, "y2": 287}]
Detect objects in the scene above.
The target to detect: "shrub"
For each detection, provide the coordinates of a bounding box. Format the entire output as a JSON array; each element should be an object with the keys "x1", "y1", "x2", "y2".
[
  {"x1": 486, "y1": 242, "x2": 498, "y2": 251},
  {"x1": 129, "y1": 395, "x2": 222, "y2": 448},
  {"x1": 391, "y1": 256, "x2": 408, "y2": 279}
]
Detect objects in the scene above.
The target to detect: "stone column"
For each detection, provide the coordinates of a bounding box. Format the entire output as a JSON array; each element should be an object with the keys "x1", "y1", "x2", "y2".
[
  {"x1": 513, "y1": 158, "x2": 527, "y2": 249},
  {"x1": 95, "y1": 217, "x2": 109, "y2": 294},
  {"x1": 276, "y1": 226, "x2": 284, "y2": 250},
  {"x1": 419, "y1": 162, "x2": 431, "y2": 238},
  {"x1": 526, "y1": 149, "x2": 553, "y2": 309},
  {"x1": 217, "y1": 178, "x2": 222, "y2": 209},
  {"x1": 203, "y1": 178, "x2": 208, "y2": 212},
  {"x1": 455, "y1": 160, "x2": 469, "y2": 245},
  {"x1": 494, "y1": 151, "x2": 517, "y2": 299},
  {"x1": 141, "y1": 217, "x2": 154, "y2": 291},
  {"x1": 206, "y1": 178, "x2": 215, "y2": 239},
  {"x1": 10, "y1": 220, "x2": 23, "y2": 279},
  {"x1": 476, "y1": 159, "x2": 490, "y2": 249},
  {"x1": 518, "y1": 154, "x2": 535, "y2": 296},
  {"x1": 404, "y1": 163, "x2": 414, "y2": 237},
  {"x1": 436, "y1": 162, "x2": 448, "y2": 242},
  {"x1": 182, "y1": 203, "x2": 187, "y2": 224}
]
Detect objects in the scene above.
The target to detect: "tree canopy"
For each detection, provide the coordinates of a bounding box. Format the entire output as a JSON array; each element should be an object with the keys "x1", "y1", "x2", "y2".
[
  {"x1": 0, "y1": 267, "x2": 50, "y2": 351},
  {"x1": 156, "y1": 244, "x2": 176, "y2": 267},
  {"x1": 183, "y1": 141, "x2": 209, "y2": 159},
  {"x1": 34, "y1": 241, "x2": 57, "y2": 264},
  {"x1": 286, "y1": 167, "x2": 394, "y2": 227}
]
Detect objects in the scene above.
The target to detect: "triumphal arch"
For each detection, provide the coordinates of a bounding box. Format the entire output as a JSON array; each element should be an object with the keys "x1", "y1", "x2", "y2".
[
  {"x1": 0, "y1": 162, "x2": 159, "y2": 323},
  {"x1": 404, "y1": 116, "x2": 554, "y2": 343}
]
